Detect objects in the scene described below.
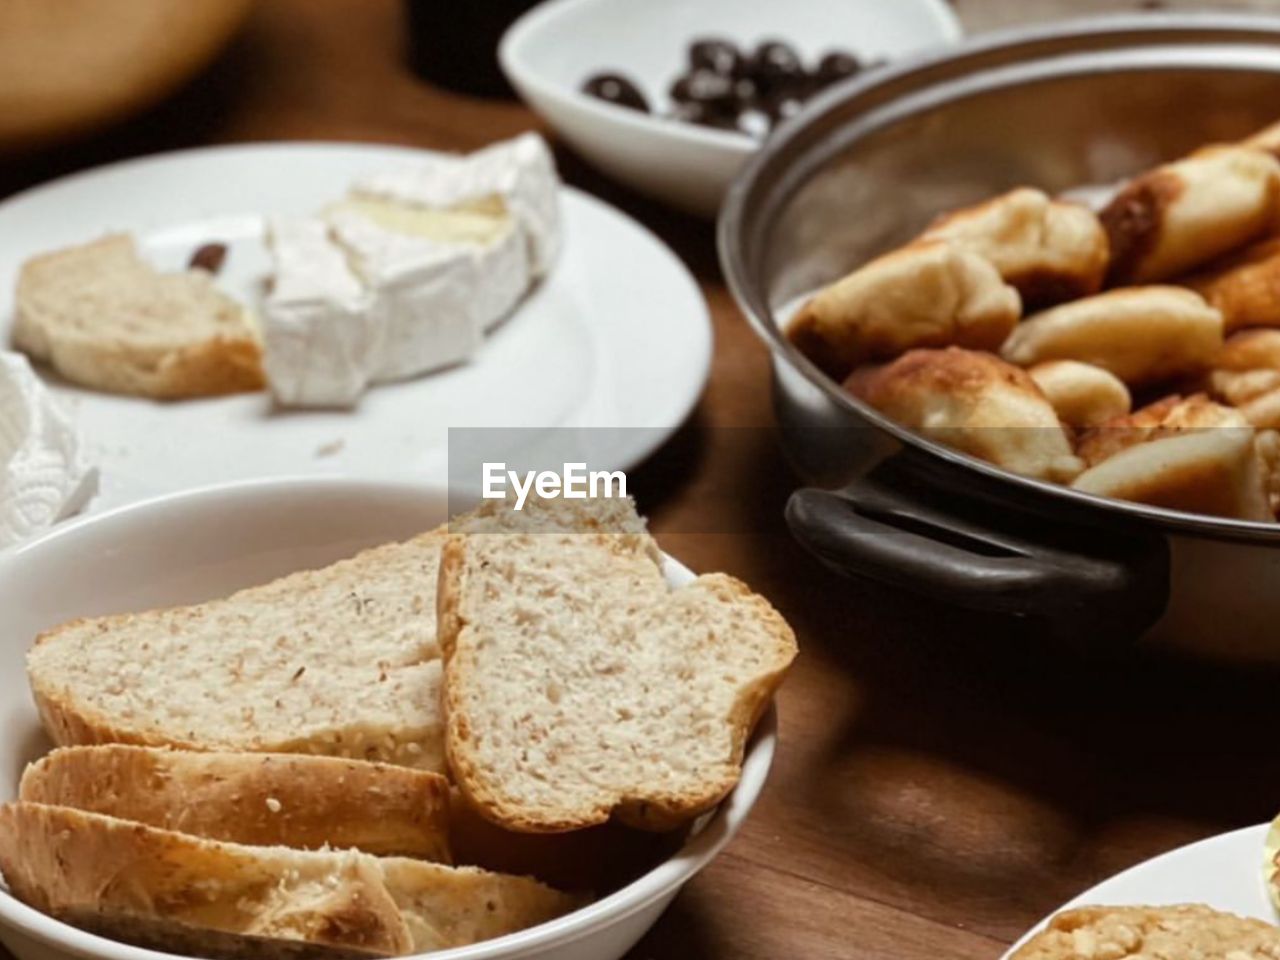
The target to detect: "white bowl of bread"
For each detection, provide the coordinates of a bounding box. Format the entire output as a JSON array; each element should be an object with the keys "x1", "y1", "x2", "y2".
[{"x1": 0, "y1": 478, "x2": 795, "y2": 960}]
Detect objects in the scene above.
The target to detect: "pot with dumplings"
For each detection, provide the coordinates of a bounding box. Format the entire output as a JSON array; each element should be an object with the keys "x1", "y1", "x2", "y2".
[{"x1": 720, "y1": 14, "x2": 1280, "y2": 660}]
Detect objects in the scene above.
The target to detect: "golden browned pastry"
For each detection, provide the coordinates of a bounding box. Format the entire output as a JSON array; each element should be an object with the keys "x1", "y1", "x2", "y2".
[
  {"x1": 1216, "y1": 327, "x2": 1280, "y2": 371},
  {"x1": 1000, "y1": 287, "x2": 1223, "y2": 386},
  {"x1": 1073, "y1": 426, "x2": 1271, "y2": 520},
  {"x1": 919, "y1": 187, "x2": 1109, "y2": 308},
  {"x1": 845, "y1": 347, "x2": 1081, "y2": 482},
  {"x1": 787, "y1": 240, "x2": 1021, "y2": 380},
  {"x1": 1100, "y1": 145, "x2": 1280, "y2": 284},
  {"x1": 1182, "y1": 237, "x2": 1280, "y2": 332},
  {"x1": 1027, "y1": 360, "x2": 1131, "y2": 430},
  {"x1": 1012, "y1": 904, "x2": 1280, "y2": 960},
  {"x1": 1243, "y1": 117, "x2": 1280, "y2": 157},
  {"x1": 1203, "y1": 329, "x2": 1280, "y2": 409},
  {"x1": 1077, "y1": 393, "x2": 1247, "y2": 468}
]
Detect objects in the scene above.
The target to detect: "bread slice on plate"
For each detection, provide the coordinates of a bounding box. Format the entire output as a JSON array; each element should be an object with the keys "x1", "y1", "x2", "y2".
[
  {"x1": 1011, "y1": 904, "x2": 1280, "y2": 959},
  {"x1": 13, "y1": 233, "x2": 264, "y2": 399},
  {"x1": 438, "y1": 497, "x2": 798, "y2": 833},
  {"x1": 26, "y1": 529, "x2": 451, "y2": 772},
  {"x1": 19, "y1": 745, "x2": 451, "y2": 861},
  {"x1": 0, "y1": 803, "x2": 576, "y2": 959}
]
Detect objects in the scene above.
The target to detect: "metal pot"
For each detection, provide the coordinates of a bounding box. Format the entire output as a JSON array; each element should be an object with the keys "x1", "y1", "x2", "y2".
[{"x1": 719, "y1": 14, "x2": 1280, "y2": 659}]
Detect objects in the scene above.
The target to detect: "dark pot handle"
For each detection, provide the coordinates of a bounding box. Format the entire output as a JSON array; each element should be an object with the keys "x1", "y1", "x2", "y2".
[{"x1": 786, "y1": 478, "x2": 1170, "y2": 645}]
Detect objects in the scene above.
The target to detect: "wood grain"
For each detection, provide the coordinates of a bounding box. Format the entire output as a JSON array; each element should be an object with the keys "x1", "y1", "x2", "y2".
[{"x1": 4, "y1": 2, "x2": 1280, "y2": 958}]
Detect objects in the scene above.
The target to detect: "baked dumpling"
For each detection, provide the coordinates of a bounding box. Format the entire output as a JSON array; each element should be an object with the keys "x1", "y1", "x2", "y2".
[
  {"x1": 1072, "y1": 427, "x2": 1272, "y2": 521},
  {"x1": 1027, "y1": 360, "x2": 1131, "y2": 429},
  {"x1": 1100, "y1": 145, "x2": 1280, "y2": 284},
  {"x1": 1181, "y1": 237, "x2": 1280, "y2": 332},
  {"x1": 787, "y1": 240, "x2": 1021, "y2": 380},
  {"x1": 845, "y1": 346, "x2": 1081, "y2": 482},
  {"x1": 1204, "y1": 329, "x2": 1280, "y2": 410},
  {"x1": 1077, "y1": 393, "x2": 1247, "y2": 468},
  {"x1": 1000, "y1": 286, "x2": 1223, "y2": 386},
  {"x1": 919, "y1": 187, "x2": 1108, "y2": 308}
]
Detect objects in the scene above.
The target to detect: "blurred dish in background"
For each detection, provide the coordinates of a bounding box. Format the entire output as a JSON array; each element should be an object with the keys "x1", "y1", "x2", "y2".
[
  {"x1": 0, "y1": 0, "x2": 255, "y2": 150},
  {"x1": 499, "y1": 0, "x2": 961, "y2": 217}
]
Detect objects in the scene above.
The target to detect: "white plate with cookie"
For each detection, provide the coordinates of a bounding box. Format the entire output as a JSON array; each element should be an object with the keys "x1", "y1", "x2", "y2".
[
  {"x1": 1003, "y1": 823, "x2": 1277, "y2": 958},
  {"x1": 0, "y1": 142, "x2": 712, "y2": 513}
]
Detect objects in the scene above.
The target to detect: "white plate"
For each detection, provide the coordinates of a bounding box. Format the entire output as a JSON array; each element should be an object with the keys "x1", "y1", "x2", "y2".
[
  {"x1": 0, "y1": 477, "x2": 776, "y2": 960},
  {"x1": 500, "y1": 0, "x2": 962, "y2": 217},
  {"x1": 1003, "y1": 824, "x2": 1276, "y2": 958},
  {"x1": 0, "y1": 142, "x2": 712, "y2": 513}
]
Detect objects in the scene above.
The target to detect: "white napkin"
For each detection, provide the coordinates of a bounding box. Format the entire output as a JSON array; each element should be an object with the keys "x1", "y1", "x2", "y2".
[{"x1": 0, "y1": 351, "x2": 96, "y2": 549}]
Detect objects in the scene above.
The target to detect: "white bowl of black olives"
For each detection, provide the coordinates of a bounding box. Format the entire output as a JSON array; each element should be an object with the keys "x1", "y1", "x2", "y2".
[{"x1": 499, "y1": 0, "x2": 961, "y2": 217}]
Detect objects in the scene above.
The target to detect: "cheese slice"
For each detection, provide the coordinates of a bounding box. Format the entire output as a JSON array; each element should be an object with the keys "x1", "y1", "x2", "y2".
[
  {"x1": 328, "y1": 196, "x2": 531, "y2": 333},
  {"x1": 263, "y1": 218, "x2": 377, "y2": 407},
  {"x1": 353, "y1": 132, "x2": 561, "y2": 278},
  {"x1": 325, "y1": 208, "x2": 483, "y2": 381},
  {"x1": 260, "y1": 134, "x2": 558, "y2": 407}
]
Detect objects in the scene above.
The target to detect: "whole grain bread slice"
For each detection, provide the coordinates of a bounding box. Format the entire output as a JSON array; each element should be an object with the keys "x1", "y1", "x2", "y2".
[
  {"x1": 13, "y1": 234, "x2": 265, "y2": 399},
  {"x1": 19, "y1": 746, "x2": 451, "y2": 861},
  {"x1": 438, "y1": 497, "x2": 797, "y2": 833},
  {"x1": 26, "y1": 529, "x2": 450, "y2": 772},
  {"x1": 0, "y1": 803, "x2": 576, "y2": 959}
]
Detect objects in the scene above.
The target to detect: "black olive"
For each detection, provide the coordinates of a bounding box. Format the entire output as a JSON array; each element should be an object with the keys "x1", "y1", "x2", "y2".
[
  {"x1": 747, "y1": 40, "x2": 804, "y2": 96},
  {"x1": 671, "y1": 100, "x2": 741, "y2": 132},
  {"x1": 669, "y1": 69, "x2": 738, "y2": 112},
  {"x1": 688, "y1": 37, "x2": 745, "y2": 77},
  {"x1": 581, "y1": 73, "x2": 649, "y2": 112},
  {"x1": 814, "y1": 50, "x2": 862, "y2": 85}
]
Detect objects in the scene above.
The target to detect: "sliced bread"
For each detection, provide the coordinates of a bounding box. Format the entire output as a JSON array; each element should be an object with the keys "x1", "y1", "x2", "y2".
[
  {"x1": 19, "y1": 746, "x2": 451, "y2": 861},
  {"x1": 0, "y1": 803, "x2": 576, "y2": 959},
  {"x1": 27, "y1": 529, "x2": 450, "y2": 772},
  {"x1": 13, "y1": 234, "x2": 264, "y2": 399},
  {"x1": 438, "y1": 497, "x2": 797, "y2": 832}
]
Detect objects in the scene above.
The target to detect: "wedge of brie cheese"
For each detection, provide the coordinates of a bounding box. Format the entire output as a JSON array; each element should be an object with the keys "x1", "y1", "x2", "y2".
[
  {"x1": 263, "y1": 218, "x2": 376, "y2": 407},
  {"x1": 0, "y1": 350, "x2": 96, "y2": 547},
  {"x1": 353, "y1": 131, "x2": 561, "y2": 279},
  {"x1": 261, "y1": 133, "x2": 560, "y2": 407},
  {"x1": 325, "y1": 206, "x2": 483, "y2": 381}
]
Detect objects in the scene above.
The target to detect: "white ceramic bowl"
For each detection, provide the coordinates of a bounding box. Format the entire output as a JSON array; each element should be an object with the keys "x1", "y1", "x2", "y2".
[
  {"x1": 0, "y1": 478, "x2": 776, "y2": 960},
  {"x1": 499, "y1": 0, "x2": 962, "y2": 217}
]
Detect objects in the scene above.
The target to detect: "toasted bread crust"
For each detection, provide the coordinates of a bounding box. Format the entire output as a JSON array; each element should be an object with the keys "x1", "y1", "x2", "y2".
[
  {"x1": 19, "y1": 746, "x2": 452, "y2": 861},
  {"x1": 26, "y1": 529, "x2": 451, "y2": 772},
  {"x1": 13, "y1": 234, "x2": 265, "y2": 399},
  {"x1": 1012, "y1": 904, "x2": 1280, "y2": 960},
  {"x1": 439, "y1": 512, "x2": 796, "y2": 834}
]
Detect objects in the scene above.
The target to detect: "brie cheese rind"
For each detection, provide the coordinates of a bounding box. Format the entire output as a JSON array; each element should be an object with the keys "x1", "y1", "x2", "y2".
[
  {"x1": 353, "y1": 132, "x2": 561, "y2": 278},
  {"x1": 327, "y1": 196, "x2": 531, "y2": 334},
  {"x1": 263, "y1": 218, "x2": 377, "y2": 407},
  {"x1": 0, "y1": 350, "x2": 96, "y2": 547},
  {"x1": 326, "y1": 208, "x2": 483, "y2": 381},
  {"x1": 261, "y1": 134, "x2": 560, "y2": 407}
]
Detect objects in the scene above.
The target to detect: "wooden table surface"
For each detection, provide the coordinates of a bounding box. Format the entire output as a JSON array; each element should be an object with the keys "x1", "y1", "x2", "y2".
[{"x1": 7, "y1": 2, "x2": 1280, "y2": 958}]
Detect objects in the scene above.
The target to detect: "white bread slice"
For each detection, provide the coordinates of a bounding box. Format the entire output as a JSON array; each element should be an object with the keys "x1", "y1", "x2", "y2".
[
  {"x1": 19, "y1": 746, "x2": 451, "y2": 861},
  {"x1": 0, "y1": 803, "x2": 577, "y2": 959},
  {"x1": 13, "y1": 234, "x2": 264, "y2": 399},
  {"x1": 438, "y1": 497, "x2": 797, "y2": 833},
  {"x1": 26, "y1": 529, "x2": 450, "y2": 772}
]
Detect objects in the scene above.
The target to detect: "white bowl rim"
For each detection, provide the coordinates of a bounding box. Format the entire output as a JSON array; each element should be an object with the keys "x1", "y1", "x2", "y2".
[
  {"x1": 0, "y1": 475, "x2": 778, "y2": 960},
  {"x1": 498, "y1": 0, "x2": 964, "y2": 153}
]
